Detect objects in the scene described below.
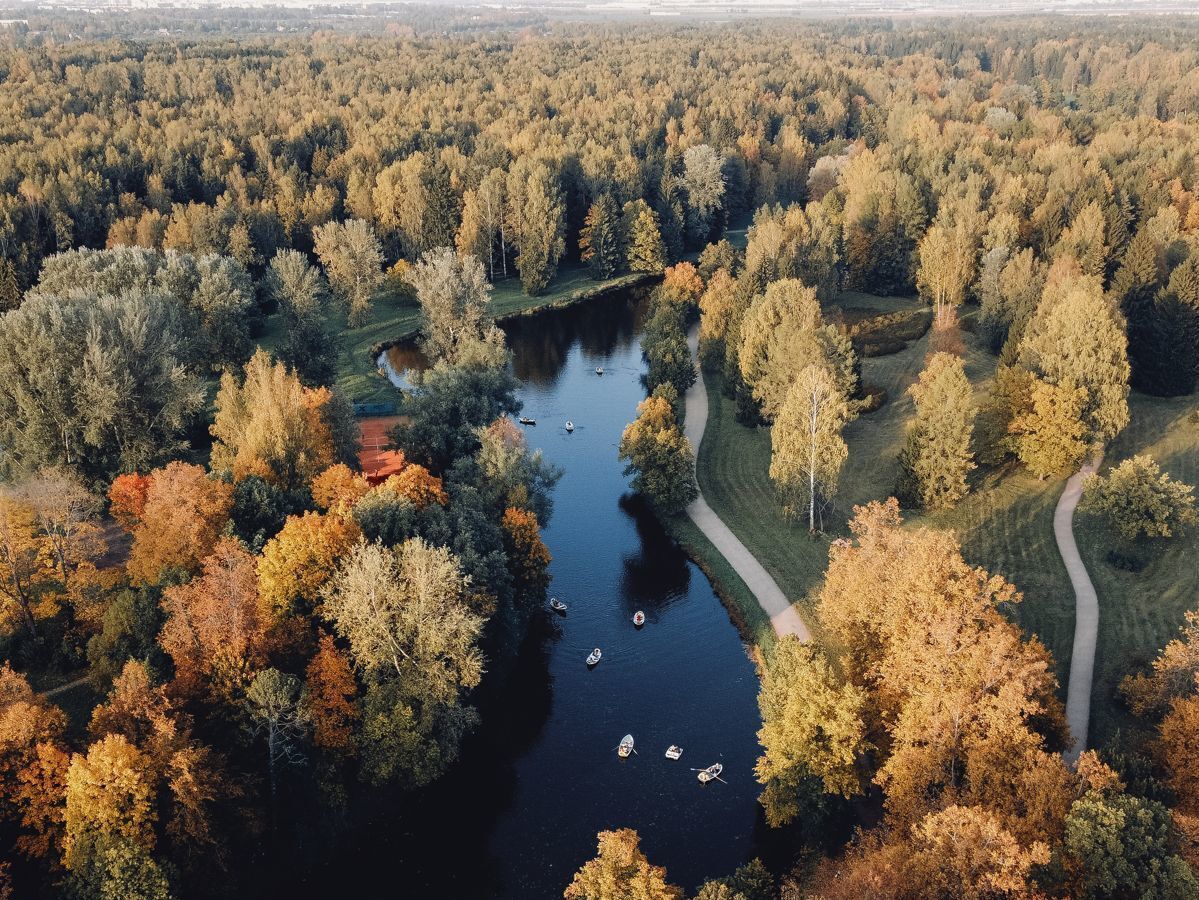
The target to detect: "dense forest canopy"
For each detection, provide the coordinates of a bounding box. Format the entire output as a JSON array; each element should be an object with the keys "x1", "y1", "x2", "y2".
[{"x1": 2, "y1": 12, "x2": 1199, "y2": 900}]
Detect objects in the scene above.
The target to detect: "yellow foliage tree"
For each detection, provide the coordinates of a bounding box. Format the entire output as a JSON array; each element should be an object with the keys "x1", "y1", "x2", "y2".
[
  {"x1": 211, "y1": 349, "x2": 339, "y2": 491},
  {"x1": 258, "y1": 512, "x2": 361, "y2": 621}
]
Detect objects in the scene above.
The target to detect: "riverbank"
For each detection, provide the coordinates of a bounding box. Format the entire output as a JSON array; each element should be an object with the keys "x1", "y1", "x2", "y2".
[{"x1": 258, "y1": 263, "x2": 657, "y2": 405}]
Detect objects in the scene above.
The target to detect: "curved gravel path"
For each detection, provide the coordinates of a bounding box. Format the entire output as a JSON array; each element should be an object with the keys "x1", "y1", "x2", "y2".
[
  {"x1": 1056, "y1": 453, "x2": 1103, "y2": 763},
  {"x1": 681, "y1": 328, "x2": 812, "y2": 640}
]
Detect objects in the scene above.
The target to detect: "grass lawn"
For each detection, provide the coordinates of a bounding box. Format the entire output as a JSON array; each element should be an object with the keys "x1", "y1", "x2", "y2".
[
  {"x1": 688, "y1": 292, "x2": 1199, "y2": 742},
  {"x1": 258, "y1": 262, "x2": 656, "y2": 406},
  {"x1": 1072, "y1": 394, "x2": 1199, "y2": 746}
]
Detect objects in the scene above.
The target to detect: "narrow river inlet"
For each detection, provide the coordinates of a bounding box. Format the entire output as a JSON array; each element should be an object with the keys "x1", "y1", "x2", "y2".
[{"x1": 296, "y1": 289, "x2": 767, "y2": 898}]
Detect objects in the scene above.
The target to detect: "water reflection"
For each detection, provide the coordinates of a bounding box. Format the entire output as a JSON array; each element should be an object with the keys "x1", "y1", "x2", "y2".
[
  {"x1": 381, "y1": 288, "x2": 651, "y2": 391},
  {"x1": 331, "y1": 286, "x2": 766, "y2": 899}
]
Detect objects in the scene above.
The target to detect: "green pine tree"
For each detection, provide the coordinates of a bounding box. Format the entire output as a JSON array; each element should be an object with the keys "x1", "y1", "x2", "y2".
[{"x1": 579, "y1": 193, "x2": 622, "y2": 280}]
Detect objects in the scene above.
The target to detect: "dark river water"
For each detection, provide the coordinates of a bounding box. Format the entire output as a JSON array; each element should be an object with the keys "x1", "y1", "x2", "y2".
[{"x1": 299, "y1": 289, "x2": 769, "y2": 898}]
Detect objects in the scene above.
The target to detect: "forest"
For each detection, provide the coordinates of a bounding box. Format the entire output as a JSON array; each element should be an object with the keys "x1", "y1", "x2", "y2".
[{"x1": 2, "y1": 10, "x2": 1199, "y2": 899}]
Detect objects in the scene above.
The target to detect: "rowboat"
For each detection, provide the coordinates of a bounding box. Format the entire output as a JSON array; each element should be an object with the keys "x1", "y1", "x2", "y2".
[
  {"x1": 565, "y1": 421, "x2": 574, "y2": 432},
  {"x1": 549, "y1": 598, "x2": 567, "y2": 613},
  {"x1": 586, "y1": 648, "x2": 602, "y2": 666},
  {"x1": 665, "y1": 745, "x2": 683, "y2": 760},
  {"x1": 518, "y1": 416, "x2": 536, "y2": 426},
  {"x1": 617, "y1": 734, "x2": 635, "y2": 758},
  {"x1": 696, "y1": 763, "x2": 723, "y2": 784},
  {"x1": 632, "y1": 611, "x2": 645, "y2": 627},
  {"x1": 595, "y1": 367, "x2": 604, "y2": 376}
]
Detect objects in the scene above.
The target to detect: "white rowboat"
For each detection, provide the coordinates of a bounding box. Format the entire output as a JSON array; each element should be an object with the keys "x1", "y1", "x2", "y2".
[
  {"x1": 665, "y1": 745, "x2": 683, "y2": 760},
  {"x1": 565, "y1": 421, "x2": 574, "y2": 432},
  {"x1": 696, "y1": 763, "x2": 724, "y2": 784},
  {"x1": 617, "y1": 734, "x2": 635, "y2": 758},
  {"x1": 632, "y1": 611, "x2": 645, "y2": 627},
  {"x1": 549, "y1": 598, "x2": 567, "y2": 613},
  {"x1": 586, "y1": 648, "x2": 602, "y2": 666}
]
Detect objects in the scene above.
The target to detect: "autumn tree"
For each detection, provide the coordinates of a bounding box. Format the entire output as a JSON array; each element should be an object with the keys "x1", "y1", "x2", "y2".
[
  {"x1": 508, "y1": 162, "x2": 565, "y2": 296},
  {"x1": 108, "y1": 472, "x2": 153, "y2": 532},
  {"x1": 373, "y1": 152, "x2": 459, "y2": 259},
  {"x1": 579, "y1": 193, "x2": 622, "y2": 280},
  {"x1": 0, "y1": 665, "x2": 69, "y2": 859},
  {"x1": 87, "y1": 661, "x2": 222, "y2": 864},
  {"x1": 17, "y1": 469, "x2": 103, "y2": 592},
  {"x1": 897, "y1": 352, "x2": 976, "y2": 510},
  {"x1": 63, "y1": 735, "x2": 163, "y2": 896},
  {"x1": 1081, "y1": 455, "x2": 1197, "y2": 542},
  {"x1": 313, "y1": 219, "x2": 384, "y2": 326},
  {"x1": 697, "y1": 268, "x2": 737, "y2": 364},
  {"x1": 756, "y1": 638, "x2": 868, "y2": 826},
  {"x1": 304, "y1": 634, "x2": 359, "y2": 753},
  {"x1": 310, "y1": 463, "x2": 371, "y2": 514},
  {"x1": 501, "y1": 506, "x2": 552, "y2": 603},
  {"x1": 405, "y1": 247, "x2": 505, "y2": 366},
  {"x1": 769, "y1": 365, "x2": 851, "y2": 530},
  {"x1": 0, "y1": 492, "x2": 50, "y2": 637},
  {"x1": 738, "y1": 279, "x2": 855, "y2": 420},
  {"x1": 160, "y1": 538, "x2": 268, "y2": 704},
  {"x1": 818, "y1": 500, "x2": 1070, "y2": 833},
  {"x1": 457, "y1": 168, "x2": 508, "y2": 280},
  {"x1": 258, "y1": 511, "x2": 360, "y2": 622},
  {"x1": 564, "y1": 828, "x2": 683, "y2": 900},
  {"x1": 904, "y1": 804, "x2": 1050, "y2": 900},
  {"x1": 618, "y1": 385, "x2": 697, "y2": 515},
  {"x1": 621, "y1": 200, "x2": 666, "y2": 275},
  {"x1": 373, "y1": 466, "x2": 449, "y2": 511},
  {"x1": 1158, "y1": 695, "x2": 1199, "y2": 815},
  {"x1": 126, "y1": 463, "x2": 233, "y2": 585},
  {"x1": 916, "y1": 222, "x2": 976, "y2": 328},
  {"x1": 211, "y1": 350, "x2": 356, "y2": 491},
  {"x1": 1008, "y1": 377, "x2": 1089, "y2": 479},
  {"x1": 1018, "y1": 262, "x2": 1130, "y2": 444}
]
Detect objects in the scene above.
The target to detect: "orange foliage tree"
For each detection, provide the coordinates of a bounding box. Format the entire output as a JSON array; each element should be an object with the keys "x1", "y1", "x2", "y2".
[
  {"x1": 377, "y1": 464, "x2": 448, "y2": 510},
  {"x1": 0, "y1": 492, "x2": 52, "y2": 637},
  {"x1": 501, "y1": 506, "x2": 551, "y2": 601},
  {"x1": 125, "y1": 462, "x2": 233, "y2": 585},
  {"x1": 87, "y1": 661, "x2": 222, "y2": 859},
  {"x1": 0, "y1": 665, "x2": 69, "y2": 859},
  {"x1": 817, "y1": 499, "x2": 1071, "y2": 840},
  {"x1": 311, "y1": 463, "x2": 371, "y2": 514},
  {"x1": 304, "y1": 634, "x2": 359, "y2": 753},
  {"x1": 660, "y1": 261, "x2": 704, "y2": 305},
  {"x1": 160, "y1": 539, "x2": 268, "y2": 704},
  {"x1": 107, "y1": 472, "x2": 153, "y2": 532}
]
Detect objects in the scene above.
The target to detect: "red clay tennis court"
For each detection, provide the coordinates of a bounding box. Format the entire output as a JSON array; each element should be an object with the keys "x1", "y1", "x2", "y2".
[{"x1": 357, "y1": 416, "x2": 408, "y2": 484}]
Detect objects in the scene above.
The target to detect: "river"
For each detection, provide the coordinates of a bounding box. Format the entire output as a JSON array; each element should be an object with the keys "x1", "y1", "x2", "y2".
[{"x1": 298, "y1": 288, "x2": 769, "y2": 898}]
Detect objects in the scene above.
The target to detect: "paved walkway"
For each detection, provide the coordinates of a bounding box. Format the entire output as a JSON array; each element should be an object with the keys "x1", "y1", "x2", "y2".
[
  {"x1": 681, "y1": 328, "x2": 812, "y2": 640},
  {"x1": 1056, "y1": 452, "x2": 1103, "y2": 762}
]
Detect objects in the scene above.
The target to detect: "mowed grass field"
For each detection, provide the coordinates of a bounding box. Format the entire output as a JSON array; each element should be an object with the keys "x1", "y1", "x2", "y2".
[
  {"x1": 690, "y1": 292, "x2": 1199, "y2": 741},
  {"x1": 1072, "y1": 395, "x2": 1199, "y2": 745}
]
